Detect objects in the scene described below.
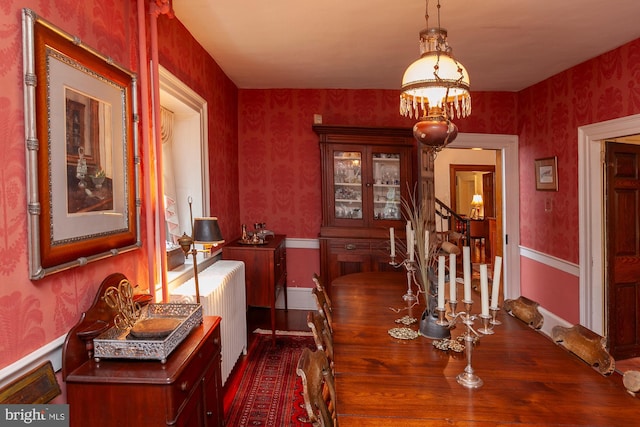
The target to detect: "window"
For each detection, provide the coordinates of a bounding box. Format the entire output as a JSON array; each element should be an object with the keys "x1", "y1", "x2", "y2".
[{"x1": 158, "y1": 66, "x2": 211, "y2": 286}]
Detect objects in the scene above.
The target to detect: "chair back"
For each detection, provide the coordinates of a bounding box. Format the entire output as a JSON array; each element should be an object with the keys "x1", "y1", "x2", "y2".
[
  {"x1": 307, "y1": 311, "x2": 334, "y2": 364},
  {"x1": 312, "y1": 286, "x2": 334, "y2": 333},
  {"x1": 296, "y1": 348, "x2": 338, "y2": 427},
  {"x1": 312, "y1": 273, "x2": 332, "y2": 307}
]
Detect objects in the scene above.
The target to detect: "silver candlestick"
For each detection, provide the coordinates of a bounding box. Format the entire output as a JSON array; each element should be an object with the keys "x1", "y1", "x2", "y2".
[{"x1": 435, "y1": 299, "x2": 499, "y2": 389}]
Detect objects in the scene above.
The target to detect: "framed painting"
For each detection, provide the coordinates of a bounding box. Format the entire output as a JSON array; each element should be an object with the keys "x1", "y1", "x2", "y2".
[
  {"x1": 534, "y1": 156, "x2": 558, "y2": 191},
  {"x1": 22, "y1": 9, "x2": 141, "y2": 280}
]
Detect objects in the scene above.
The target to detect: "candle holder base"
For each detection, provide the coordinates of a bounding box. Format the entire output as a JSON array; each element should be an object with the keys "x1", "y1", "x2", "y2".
[
  {"x1": 490, "y1": 306, "x2": 502, "y2": 325},
  {"x1": 477, "y1": 314, "x2": 494, "y2": 335},
  {"x1": 456, "y1": 371, "x2": 484, "y2": 389},
  {"x1": 419, "y1": 308, "x2": 451, "y2": 339}
]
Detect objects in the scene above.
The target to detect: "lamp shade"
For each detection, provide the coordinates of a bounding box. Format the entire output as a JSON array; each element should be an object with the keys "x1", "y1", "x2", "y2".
[
  {"x1": 471, "y1": 194, "x2": 483, "y2": 207},
  {"x1": 400, "y1": 28, "x2": 470, "y2": 121},
  {"x1": 193, "y1": 217, "x2": 224, "y2": 245}
]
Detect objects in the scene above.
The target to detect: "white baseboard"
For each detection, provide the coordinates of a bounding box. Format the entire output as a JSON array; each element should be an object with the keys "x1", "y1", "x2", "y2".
[
  {"x1": 538, "y1": 306, "x2": 573, "y2": 338},
  {"x1": 0, "y1": 334, "x2": 66, "y2": 388},
  {"x1": 276, "y1": 287, "x2": 315, "y2": 310}
]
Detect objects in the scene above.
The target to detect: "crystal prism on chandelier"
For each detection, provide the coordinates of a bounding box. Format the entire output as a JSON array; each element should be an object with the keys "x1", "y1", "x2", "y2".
[{"x1": 400, "y1": 1, "x2": 471, "y2": 149}]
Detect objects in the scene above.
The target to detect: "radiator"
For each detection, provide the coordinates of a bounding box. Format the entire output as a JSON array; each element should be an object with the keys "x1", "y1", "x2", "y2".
[{"x1": 170, "y1": 260, "x2": 247, "y2": 386}]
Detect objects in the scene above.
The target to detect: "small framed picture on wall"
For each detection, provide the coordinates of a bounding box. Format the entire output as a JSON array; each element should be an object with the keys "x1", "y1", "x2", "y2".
[{"x1": 534, "y1": 156, "x2": 558, "y2": 191}]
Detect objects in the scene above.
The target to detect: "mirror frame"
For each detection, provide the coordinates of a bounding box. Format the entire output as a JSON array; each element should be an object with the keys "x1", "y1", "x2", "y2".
[{"x1": 22, "y1": 8, "x2": 141, "y2": 280}]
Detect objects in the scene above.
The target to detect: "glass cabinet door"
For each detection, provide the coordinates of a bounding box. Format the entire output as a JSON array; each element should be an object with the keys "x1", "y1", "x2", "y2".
[
  {"x1": 372, "y1": 152, "x2": 402, "y2": 221},
  {"x1": 333, "y1": 151, "x2": 363, "y2": 219}
]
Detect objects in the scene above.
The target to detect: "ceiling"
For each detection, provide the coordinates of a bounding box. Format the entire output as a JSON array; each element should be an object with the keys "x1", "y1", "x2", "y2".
[{"x1": 173, "y1": 0, "x2": 640, "y2": 92}]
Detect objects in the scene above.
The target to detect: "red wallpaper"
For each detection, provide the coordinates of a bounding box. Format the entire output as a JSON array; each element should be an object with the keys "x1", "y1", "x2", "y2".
[
  {"x1": 0, "y1": 1, "x2": 147, "y2": 369},
  {"x1": 1, "y1": 0, "x2": 639, "y2": 373},
  {"x1": 518, "y1": 38, "x2": 640, "y2": 264},
  {"x1": 236, "y1": 90, "x2": 517, "y2": 238},
  {"x1": 156, "y1": 14, "x2": 240, "y2": 241}
]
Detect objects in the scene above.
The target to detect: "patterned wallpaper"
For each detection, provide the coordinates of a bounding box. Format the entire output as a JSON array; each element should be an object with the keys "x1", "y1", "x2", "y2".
[
  {"x1": 1, "y1": 0, "x2": 639, "y2": 373},
  {"x1": 156, "y1": 14, "x2": 240, "y2": 242},
  {"x1": 0, "y1": 1, "x2": 146, "y2": 369},
  {"x1": 236, "y1": 90, "x2": 517, "y2": 238},
  {"x1": 518, "y1": 38, "x2": 640, "y2": 264}
]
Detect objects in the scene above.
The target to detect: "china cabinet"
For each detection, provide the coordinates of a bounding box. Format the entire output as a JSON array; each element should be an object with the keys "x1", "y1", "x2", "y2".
[{"x1": 314, "y1": 125, "x2": 416, "y2": 288}]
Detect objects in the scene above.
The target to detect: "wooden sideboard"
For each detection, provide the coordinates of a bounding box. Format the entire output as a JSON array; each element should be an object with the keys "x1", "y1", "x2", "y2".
[
  {"x1": 62, "y1": 273, "x2": 224, "y2": 427},
  {"x1": 65, "y1": 317, "x2": 223, "y2": 427},
  {"x1": 222, "y1": 234, "x2": 287, "y2": 340}
]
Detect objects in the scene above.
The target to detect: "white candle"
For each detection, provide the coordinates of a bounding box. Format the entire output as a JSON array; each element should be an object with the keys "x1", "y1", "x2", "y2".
[
  {"x1": 491, "y1": 256, "x2": 502, "y2": 308},
  {"x1": 438, "y1": 256, "x2": 446, "y2": 309},
  {"x1": 463, "y1": 246, "x2": 471, "y2": 301},
  {"x1": 480, "y1": 264, "x2": 489, "y2": 316},
  {"x1": 449, "y1": 253, "x2": 457, "y2": 301},
  {"x1": 389, "y1": 227, "x2": 396, "y2": 257},
  {"x1": 405, "y1": 221, "x2": 414, "y2": 261}
]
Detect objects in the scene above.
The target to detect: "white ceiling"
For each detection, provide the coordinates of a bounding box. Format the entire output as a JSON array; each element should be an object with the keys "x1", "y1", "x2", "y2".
[{"x1": 174, "y1": 0, "x2": 640, "y2": 92}]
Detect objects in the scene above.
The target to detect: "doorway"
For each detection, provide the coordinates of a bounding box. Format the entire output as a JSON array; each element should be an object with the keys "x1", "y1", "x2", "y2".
[
  {"x1": 605, "y1": 140, "x2": 640, "y2": 359},
  {"x1": 579, "y1": 113, "x2": 640, "y2": 345},
  {"x1": 449, "y1": 164, "x2": 496, "y2": 218},
  {"x1": 447, "y1": 134, "x2": 520, "y2": 301}
]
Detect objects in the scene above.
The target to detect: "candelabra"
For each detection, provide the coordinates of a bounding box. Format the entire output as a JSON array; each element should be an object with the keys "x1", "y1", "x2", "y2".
[
  {"x1": 435, "y1": 299, "x2": 499, "y2": 388},
  {"x1": 389, "y1": 255, "x2": 419, "y2": 302}
]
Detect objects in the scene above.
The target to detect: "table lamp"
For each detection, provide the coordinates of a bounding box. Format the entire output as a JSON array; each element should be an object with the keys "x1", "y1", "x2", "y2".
[
  {"x1": 178, "y1": 217, "x2": 224, "y2": 303},
  {"x1": 470, "y1": 194, "x2": 483, "y2": 219}
]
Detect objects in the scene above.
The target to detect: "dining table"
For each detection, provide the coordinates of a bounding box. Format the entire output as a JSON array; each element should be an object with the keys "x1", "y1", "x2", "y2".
[{"x1": 330, "y1": 271, "x2": 639, "y2": 426}]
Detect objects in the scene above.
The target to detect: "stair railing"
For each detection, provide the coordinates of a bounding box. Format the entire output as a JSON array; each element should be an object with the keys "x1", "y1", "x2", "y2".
[{"x1": 435, "y1": 197, "x2": 470, "y2": 245}]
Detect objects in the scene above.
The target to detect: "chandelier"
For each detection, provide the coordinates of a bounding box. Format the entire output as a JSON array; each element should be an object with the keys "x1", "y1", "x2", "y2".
[{"x1": 400, "y1": 0, "x2": 471, "y2": 150}]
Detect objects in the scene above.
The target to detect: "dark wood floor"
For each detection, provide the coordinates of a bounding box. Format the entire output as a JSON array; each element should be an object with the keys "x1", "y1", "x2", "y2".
[{"x1": 245, "y1": 306, "x2": 309, "y2": 344}]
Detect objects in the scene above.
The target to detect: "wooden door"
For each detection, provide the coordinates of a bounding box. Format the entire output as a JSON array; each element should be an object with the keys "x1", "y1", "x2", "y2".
[
  {"x1": 606, "y1": 141, "x2": 640, "y2": 359},
  {"x1": 482, "y1": 172, "x2": 495, "y2": 217}
]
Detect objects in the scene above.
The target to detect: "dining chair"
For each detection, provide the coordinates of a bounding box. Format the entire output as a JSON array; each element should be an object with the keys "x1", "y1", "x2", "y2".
[
  {"x1": 296, "y1": 348, "x2": 338, "y2": 427},
  {"x1": 503, "y1": 296, "x2": 544, "y2": 329},
  {"x1": 312, "y1": 273, "x2": 332, "y2": 307},
  {"x1": 312, "y1": 274, "x2": 334, "y2": 333},
  {"x1": 551, "y1": 323, "x2": 615, "y2": 375},
  {"x1": 307, "y1": 311, "x2": 334, "y2": 366}
]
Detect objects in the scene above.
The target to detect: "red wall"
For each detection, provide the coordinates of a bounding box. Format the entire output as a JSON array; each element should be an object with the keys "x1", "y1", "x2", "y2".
[
  {"x1": 518, "y1": 38, "x2": 640, "y2": 264},
  {"x1": 236, "y1": 90, "x2": 516, "y2": 288},
  {"x1": 0, "y1": 1, "x2": 147, "y2": 369},
  {"x1": 236, "y1": 90, "x2": 517, "y2": 239},
  {"x1": 156, "y1": 15, "x2": 240, "y2": 239},
  {"x1": 2, "y1": 0, "x2": 639, "y2": 372}
]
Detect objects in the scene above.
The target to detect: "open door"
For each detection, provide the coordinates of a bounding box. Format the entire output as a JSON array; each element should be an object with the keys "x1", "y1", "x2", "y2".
[{"x1": 606, "y1": 141, "x2": 640, "y2": 359}]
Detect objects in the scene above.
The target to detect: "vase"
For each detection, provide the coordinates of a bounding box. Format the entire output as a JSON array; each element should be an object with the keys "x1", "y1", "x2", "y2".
[
  {"x1": 91, "y1": 176, "x2": 105, "y2": 189},
  {"x1": 418, "y1": 268, "x2": 451, "y2": 339}
]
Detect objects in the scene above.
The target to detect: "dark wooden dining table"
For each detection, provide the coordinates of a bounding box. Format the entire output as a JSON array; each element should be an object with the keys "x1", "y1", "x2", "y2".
[{"x1": 331, "y1": 272, "x2": 639, "y2": 426}]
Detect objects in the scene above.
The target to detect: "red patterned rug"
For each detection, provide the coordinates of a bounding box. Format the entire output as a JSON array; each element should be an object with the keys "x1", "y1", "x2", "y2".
[{"x1": 225, "y1": 332, "x2": 316, "y2": 426}]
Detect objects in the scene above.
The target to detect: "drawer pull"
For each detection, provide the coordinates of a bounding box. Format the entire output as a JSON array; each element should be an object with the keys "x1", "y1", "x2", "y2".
[
  {"x1": 345, "y1": 243, "x2": 357, "y2": 250},
  {"x1": 180, "y1": 381, "x2": 189, "y2": 391},
  {"x1": 206, "y1": 411, "x2": 213, "y2": 417}
]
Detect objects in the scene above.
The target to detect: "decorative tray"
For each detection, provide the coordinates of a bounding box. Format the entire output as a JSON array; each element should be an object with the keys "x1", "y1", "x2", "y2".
[{"x1": 93, "y1": 303, "x2": 203, "y2": 363}]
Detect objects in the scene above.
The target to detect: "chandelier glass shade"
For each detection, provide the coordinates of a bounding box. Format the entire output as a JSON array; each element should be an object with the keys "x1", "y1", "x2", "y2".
[{"x1": 400, "y1": 7, "x2": 471, "y2": 150}]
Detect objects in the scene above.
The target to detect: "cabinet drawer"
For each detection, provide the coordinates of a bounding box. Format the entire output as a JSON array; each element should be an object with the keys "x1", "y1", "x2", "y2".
[
  {"x1": 167, "y1": 329, "x2": 219, "y2": 422},
  {"x1": 329, "y1": 240, "x2": 371, "y2": 253}
]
